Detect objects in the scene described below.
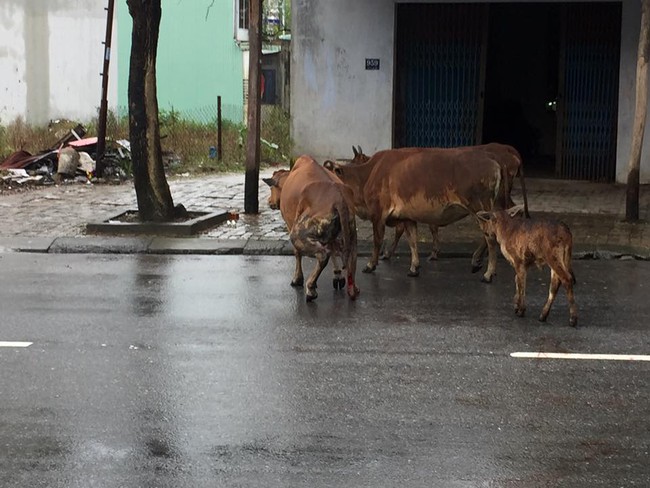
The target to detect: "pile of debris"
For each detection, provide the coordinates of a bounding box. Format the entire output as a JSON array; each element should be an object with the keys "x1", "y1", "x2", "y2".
[{"x1": 0, "y1": 124, "x2": 132, "y2": 193}]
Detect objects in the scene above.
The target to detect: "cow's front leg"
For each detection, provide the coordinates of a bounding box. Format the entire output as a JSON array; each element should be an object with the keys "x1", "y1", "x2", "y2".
[
  {"x1": 480, "y1": 235, "x2": 498, "y2": 283},
  {"x1": 403, "y1": 220, "x2": 420, "y2": 277},
  {"x1": 382, "y1": 223, "x2": 404, "y2": 260},
  {"x1": 305, "y1": 253, "x2": 330, "y2": 301},
  {"x1": 364, "y1": 220, "x2": 386, "y2": 273},
  {"x1": 428, "y1": 224, "x2": 440, "y2": 261},
  {"x1": 291, "y1": 250, "x2": 304, "y2": 287}
]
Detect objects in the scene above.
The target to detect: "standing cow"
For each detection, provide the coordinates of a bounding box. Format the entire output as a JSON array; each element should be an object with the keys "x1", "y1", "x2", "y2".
[
  {"x1": 325, "y1": 148, "x2": 505, "y2": 282},
  {"x1": 477, "y1": 206, "x2": 578, "y2": 327},
  {"x1": 262, "y1": 155, "x2": 360, "y2": 301},
  {"x1": 348, "y1": 143, "x2": 529, "y2": 265}
]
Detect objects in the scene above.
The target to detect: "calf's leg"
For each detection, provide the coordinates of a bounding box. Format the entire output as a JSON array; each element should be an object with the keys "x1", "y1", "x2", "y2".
[
  {"x1": 540, "y1": 268, "x2": 561, "y2": 323},
  {"x1": 471, "y1": 238, "x2": 487, "y2": 273},
  {"x1": 513, "y1": 263, "x2": 527, "y2": 317},
  {"x1": 481, "y1": 235, "x2": 498, "y2": 283}
]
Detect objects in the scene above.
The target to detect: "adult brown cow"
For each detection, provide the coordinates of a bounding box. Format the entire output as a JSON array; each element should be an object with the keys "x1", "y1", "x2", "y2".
[
  {"x1": 262, "y1": 155, "x2": 360, "y2": 301},
  {"x1": 325, "y1": 148, "x2": 505, "y2": 282},
  {"x1": 348, "y1": 144, "x2": 529, "y2": 265}
]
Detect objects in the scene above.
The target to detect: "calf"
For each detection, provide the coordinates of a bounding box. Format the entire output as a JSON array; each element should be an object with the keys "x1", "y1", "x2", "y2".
[
  {"x1": 477, "y1": 206, "x2": 578, "y2": 327},
  {"x1": 262, "y1": 156, "x2": 359, "y2": 301}
]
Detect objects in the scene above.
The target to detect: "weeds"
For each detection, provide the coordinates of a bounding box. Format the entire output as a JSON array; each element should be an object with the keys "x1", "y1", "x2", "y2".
[{"x1": 0, "y1": 106, "x2": 293, "y2": 176}]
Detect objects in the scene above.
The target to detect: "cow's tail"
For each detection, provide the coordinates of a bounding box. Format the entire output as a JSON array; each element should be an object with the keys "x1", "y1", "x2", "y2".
[{"x1": 517, "y1": 161, "x2": 531, "y2": 218}]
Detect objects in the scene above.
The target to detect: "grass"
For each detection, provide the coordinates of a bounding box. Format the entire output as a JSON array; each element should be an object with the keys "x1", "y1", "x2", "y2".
[{"x1": 0, "y1": 106, "x2": 293, "y2": 176}]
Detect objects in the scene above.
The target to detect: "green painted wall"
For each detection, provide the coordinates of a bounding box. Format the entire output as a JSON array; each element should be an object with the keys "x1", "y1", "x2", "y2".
[{"x1": 117, "y1": 0, "x2": 244, "y2": 122}]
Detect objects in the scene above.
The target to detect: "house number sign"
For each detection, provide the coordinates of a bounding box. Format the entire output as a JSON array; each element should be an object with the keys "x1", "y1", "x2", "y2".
[{"x1": 365, "y1": 58, "x2": 380, "y2": 70}]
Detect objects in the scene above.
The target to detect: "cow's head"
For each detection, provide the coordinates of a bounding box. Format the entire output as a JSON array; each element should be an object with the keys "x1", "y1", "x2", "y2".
[
  {"x1": 351, "y1": 145, "x2": 370, "y2": 165},
  {"x1": 476, "y1": 205, "x2": 525, "y2": 235},
  {"x1": 262, "y1": 169, "x2": 290, "y2": 210}
]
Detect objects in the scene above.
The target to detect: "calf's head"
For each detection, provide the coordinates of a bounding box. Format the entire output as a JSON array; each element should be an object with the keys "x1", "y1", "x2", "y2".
[
  {"x1": 262, "y1": 169, "x2": 290, "y2": 210},
  {"x1": 476, "y1": 205, "x2": 526, "y2": 236}
]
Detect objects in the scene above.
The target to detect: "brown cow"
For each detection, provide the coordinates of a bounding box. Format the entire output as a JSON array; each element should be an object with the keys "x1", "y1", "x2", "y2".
[
  {"x1": 262, "y1": 155, "x2": 360, "y2": 301},
  {"x1": 349, "y1": 144, "x2": 529, "y2": 264},
  {"x1": 325, "y1": 148, "x2": 505, "y2": 282},
  {"x1": 477, "y1": 206, "x2": 578, "y2": 327}
]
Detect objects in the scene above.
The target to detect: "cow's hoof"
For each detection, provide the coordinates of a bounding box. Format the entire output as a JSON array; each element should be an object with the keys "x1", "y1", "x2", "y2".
[
  {"x1": 407, "y1": 269, "x2": 420, "y2": 277},
  {"x1": 516, "y1": 308, "x2": 526, "y2": 318},
  {"x1": 291, "y1": 278, "x2": 304, "y2": 287},
  {"x1": 471, "y1": 264, "x2": 482, "y2": 273},
  {"x1": 347, "y1": 285, "x2": 360, "y2": 300},
  {"x1": 480, "y1": 275, "x2": 493, "y2": 284},
  {"x1": 306, "y1": 289, "x2": 318, "y2": 302},
  {"x1": 427, "y1": 253, "x2": 438, "y2": 262},
  {"x1": 362, "y1": 265, "x2": 376, "y2": 274},
  {"x1": 569, "y1": 316, "x2": 578, "y2": 327},
  {"x1": 333, "y1": 277, "x2": 346, "y2": 290},
  {"x1": 380, "y1": 254, "x2": 391, "y2": 261}
]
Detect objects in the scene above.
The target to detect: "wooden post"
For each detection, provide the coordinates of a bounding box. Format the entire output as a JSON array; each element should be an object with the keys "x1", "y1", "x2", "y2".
[
  {"x1": 95, "y1": 0, "x2": 115, "y2": 178},
  {"x1": 217, "y1": 95, "x2": 223, "y2": 161},
  {"x1": 626, "y1": 0, "x2": 650, "y2": 222},
  {"x1": 244, "y1": 0, "x2": 262, "y2": 214}
]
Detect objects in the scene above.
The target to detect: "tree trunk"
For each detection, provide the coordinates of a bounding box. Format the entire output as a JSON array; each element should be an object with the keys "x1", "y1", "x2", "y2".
[
  {"x1": 626, "y1": 0, "x2": 650, "y2": 222},
  {"x1": 244, "y1": 0, "x2": 263, "y2": 214},
  {"x1": 127, "y1": 0, "x2": 177, "y2": 222}
]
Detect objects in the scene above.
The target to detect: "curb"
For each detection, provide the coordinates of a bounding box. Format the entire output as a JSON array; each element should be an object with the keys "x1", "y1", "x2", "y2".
[{"x1": 0, "y1": 237, "x2": 648, "y2": 260}]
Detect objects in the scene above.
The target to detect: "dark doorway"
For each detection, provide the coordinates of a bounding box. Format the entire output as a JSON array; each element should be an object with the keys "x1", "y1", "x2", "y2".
[{"x1": 482, "y1": 4, "x2": 560, "y2": 178}]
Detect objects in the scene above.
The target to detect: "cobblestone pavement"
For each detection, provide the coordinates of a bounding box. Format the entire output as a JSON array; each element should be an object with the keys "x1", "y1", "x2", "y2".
[{"x1": 1, "y1": 170, "x2": 649, "y2": 255}]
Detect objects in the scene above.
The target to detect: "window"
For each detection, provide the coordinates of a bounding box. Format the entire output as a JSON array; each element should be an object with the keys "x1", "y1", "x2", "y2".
[{"x1": 235, "y1": 0, "x2": 249, "y2": 41}]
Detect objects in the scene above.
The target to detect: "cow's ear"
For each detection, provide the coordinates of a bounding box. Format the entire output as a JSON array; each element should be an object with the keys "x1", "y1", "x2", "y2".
[
  {"x1": 323, "y1": 160, "x2": 335, "y2": 171},
  {"x1": 352, "y1": 146, "x2": 359, "y2": 157},
  {"x1": 357, "y1": 145, "x2": 363, "y2": 155},
  {"x1": 507, "y1": 205, "x2": 525, "y2": 217},
  {"x1": 262, "y1": 177, "x2": 276, "y2": 187},
  {"x1": 476, "y1": 211, "x2": 491, "y2": 222}
]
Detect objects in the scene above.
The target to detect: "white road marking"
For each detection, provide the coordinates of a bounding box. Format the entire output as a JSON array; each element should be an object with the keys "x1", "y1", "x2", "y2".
[
  {"x1": 0, "y1": 341, "x2": 33, "y2": 348},
  {"x1": 511, "y1": 352, "x2": 650, "y2": 361}
]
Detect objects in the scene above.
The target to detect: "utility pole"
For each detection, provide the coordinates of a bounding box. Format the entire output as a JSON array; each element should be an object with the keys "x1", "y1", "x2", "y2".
[
  {"x1": 244, "y1": 0, "x2": 263, "y2": 214},
  {"x1": 627, "y1": 0, "x2": 650, "y2": 221},
  {"x1": 96, "y1": 0, "x2": 115, "y2": 178}
]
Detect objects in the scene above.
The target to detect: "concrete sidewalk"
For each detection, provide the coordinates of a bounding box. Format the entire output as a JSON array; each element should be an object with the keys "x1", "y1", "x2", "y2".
[{"x1": 0, "y1": 170, "x2": 648, "y2": 259}]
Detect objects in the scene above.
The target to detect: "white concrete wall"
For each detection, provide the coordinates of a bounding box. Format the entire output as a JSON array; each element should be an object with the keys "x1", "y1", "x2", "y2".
[
  {"x1": 291, "y1": 0, "x2": 394, "y2": 162},
  {"x1": 0, "y1": 0, "x2": 118, "y2": 126},
  {"x1": 292, "y1": 0, "x2": 650, "y2": 183}
]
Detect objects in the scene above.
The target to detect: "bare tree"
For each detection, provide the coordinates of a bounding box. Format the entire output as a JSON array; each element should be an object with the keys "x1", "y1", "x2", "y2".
[
  {"x1": 244, "y1": 0, "x2": 263, "y2": 214},
  {"x1": 627, "y1": 0, "x2": 650, "y2": 222},
  {"x1": 126, "y1": 0, "x2": 184, "y2": 221}
]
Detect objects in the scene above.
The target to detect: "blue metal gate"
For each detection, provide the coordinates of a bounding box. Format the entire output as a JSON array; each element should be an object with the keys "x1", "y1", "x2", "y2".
[
  {"x1": 394, "y1": 3, "x2": 488, "y2": 148},
  {"x1": 557, "y1": 3, "x2": 621, "y2": 181}
]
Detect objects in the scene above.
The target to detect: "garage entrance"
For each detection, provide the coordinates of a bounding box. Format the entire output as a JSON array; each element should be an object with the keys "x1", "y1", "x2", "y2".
[{"x1": 394, "y1": 2, "x2": 622, "y2": 181}]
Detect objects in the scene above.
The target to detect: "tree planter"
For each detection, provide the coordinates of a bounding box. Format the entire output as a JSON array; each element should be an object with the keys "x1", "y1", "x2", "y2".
[{"x1": 86, "y1": 210, "x2": 229, "y2": 237}]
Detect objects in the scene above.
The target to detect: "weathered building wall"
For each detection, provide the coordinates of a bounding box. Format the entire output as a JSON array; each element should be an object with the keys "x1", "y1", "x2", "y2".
[
  {"x1": 0, "y1": 0, "x2": 118, "y2": 126},
  {"x1": 291, "y1": 0, "x2": 394, "y2": 162},
  {"x1": 292, "y1": 0, "x2": 650, "y2": 184}
]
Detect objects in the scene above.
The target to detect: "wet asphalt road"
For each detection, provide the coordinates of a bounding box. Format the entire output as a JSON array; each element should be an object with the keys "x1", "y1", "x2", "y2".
[{"x1": 0, "y1": 253, "x2": 649, "y2": 487}]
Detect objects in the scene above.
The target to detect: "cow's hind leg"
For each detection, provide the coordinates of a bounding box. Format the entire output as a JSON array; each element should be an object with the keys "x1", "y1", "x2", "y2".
[
  {"x1": 305, "y1": 253, "x2": 330, "y2": 301},
  {"x1": 291, "y1": 251, "x2": 304, "y2": 287},
  {"x1": 540, "y1": 268, "x2": 561, "y2": 323}
]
